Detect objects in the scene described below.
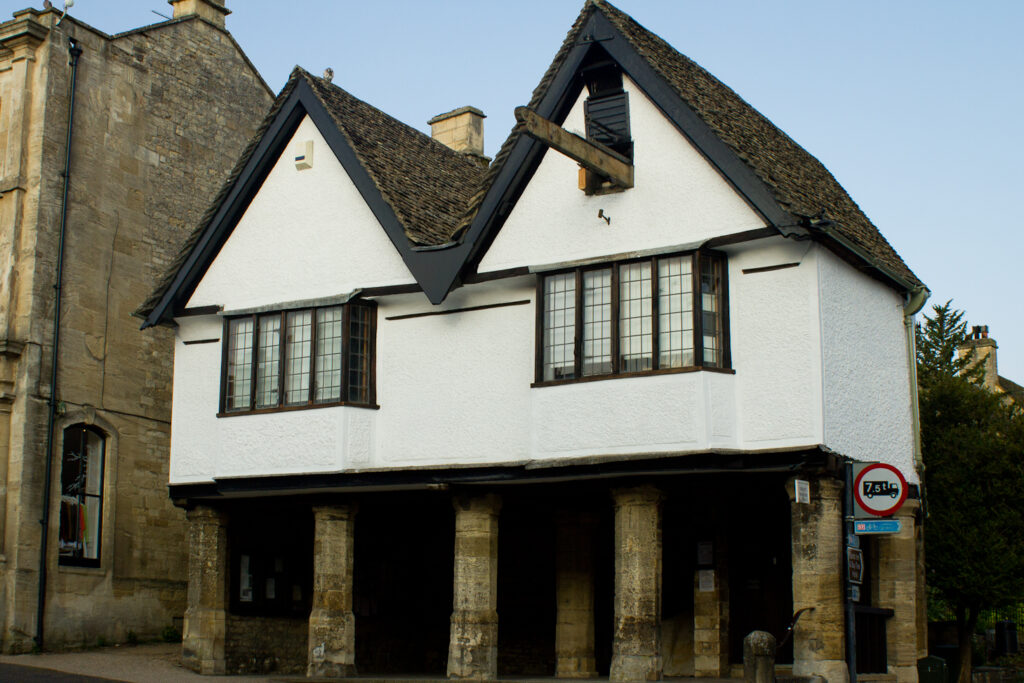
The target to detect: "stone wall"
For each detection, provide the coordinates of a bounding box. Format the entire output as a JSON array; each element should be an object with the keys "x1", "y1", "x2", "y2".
[
  {"x1": 225, "y1": 615, "x2": 307, "y2": 675},
  {"x1": 0, "y1": 6, "x2": 272, "y2": 652}
]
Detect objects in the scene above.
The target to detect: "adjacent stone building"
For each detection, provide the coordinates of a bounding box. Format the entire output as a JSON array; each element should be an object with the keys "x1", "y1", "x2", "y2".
[
  {"x1": 958, "y1": 326, "x2": 1022, "y2": 406},
  {"x1": 0, "y1": 0, "x2": 271, "y2": 651},
  {"x1": 141, "y1": 1, "x2": 929, "y2": 680}
]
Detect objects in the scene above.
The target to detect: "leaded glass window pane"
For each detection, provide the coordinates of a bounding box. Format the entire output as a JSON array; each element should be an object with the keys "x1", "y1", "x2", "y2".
[
  {"x1": 543, "y1": 273, "x2": 576, "y2": 381},
  {"x1": 582, "y1": 268, "x2": 612, "y2": 376},
  {"x1": 348, "y1": 306, "x2": 372, "y2": 403},
  {"x1": 255, "y1": 314, "x2": 281, "y2": 408},
  {"x1": 314, "y1": 307, "x2": 343, "y2": 403},
  {"x1": 285, "y1": 310, "x2": 312, "y2": 405},
  {"x1": 657, "y1": 256, "x2": 694, "y2": 368},
  {"x1": 701, "y1": 256, "x2": 724, "y2": 368},
  {"x1": 226, "y1": 318, "x2": 253, "y2": 411},
  {"x1": 619, "y1": 261, "x2": 652, "y2": 372}
]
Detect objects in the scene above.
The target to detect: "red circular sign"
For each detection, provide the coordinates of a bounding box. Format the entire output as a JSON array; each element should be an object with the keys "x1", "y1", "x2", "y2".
[{"x1": 854, "y1": 463, "x2": 908, "y2": 517}]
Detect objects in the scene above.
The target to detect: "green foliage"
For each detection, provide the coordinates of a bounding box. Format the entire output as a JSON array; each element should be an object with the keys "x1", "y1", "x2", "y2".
[
  {"x1": 916, "y1": 301, "x2": 985, "y2": 387},
  {"x1": 918, "y1": 301, "x2": 1024, "y2": 680},
  {"x1": 922, "y1": 373, "x2": 1024, "y2": 610}
]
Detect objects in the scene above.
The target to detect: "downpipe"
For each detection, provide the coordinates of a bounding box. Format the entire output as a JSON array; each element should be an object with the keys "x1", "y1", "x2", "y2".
[
  {"x1": 903, "y1": 285, "x2": 930, "y2": 478},
  {"x1": 36, "y1": 35, "x2": 82, "y2": 650}
]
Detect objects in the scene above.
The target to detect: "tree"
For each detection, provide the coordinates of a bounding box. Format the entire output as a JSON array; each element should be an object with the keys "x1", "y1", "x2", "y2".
[{"x1": 918, "y1": 302, "x2": 1024, "y2": 683}]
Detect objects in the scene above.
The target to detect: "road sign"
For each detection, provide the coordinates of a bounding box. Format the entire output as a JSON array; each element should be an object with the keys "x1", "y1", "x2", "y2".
[
  {"x1": 854, "y1": 519, "x2": 902, "y2": 535},
  {"x1": 853, "y1": 462, "x2": 908, "y2": 518},
  {"x1": 847, "y1": 547, "x2": 864, "y2": 584}
]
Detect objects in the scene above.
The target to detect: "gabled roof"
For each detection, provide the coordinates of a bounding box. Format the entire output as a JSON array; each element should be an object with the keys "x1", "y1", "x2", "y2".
[
  {"x1": 140, "y1": 0, "x2": 923, "y2": 327},
  {"x1": 137, "y1": 67, "x2": 486, "y2": 324},
  {"x1": 451, "y1": 0, "x2": 921, "y2": 290}
]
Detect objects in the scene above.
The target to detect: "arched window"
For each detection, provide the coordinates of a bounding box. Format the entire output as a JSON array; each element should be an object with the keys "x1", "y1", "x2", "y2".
[{"x1": 58, "y1": 425, "x2": 105, "y2": 567}]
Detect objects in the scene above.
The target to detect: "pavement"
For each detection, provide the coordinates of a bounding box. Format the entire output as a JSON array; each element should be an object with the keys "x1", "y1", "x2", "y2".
[
  {"x1": 0, "y1": 646, "x2": 746, "y2": 682},
  {"x1": 0, "y1": 643, "x2": 285, "y2": 682}
]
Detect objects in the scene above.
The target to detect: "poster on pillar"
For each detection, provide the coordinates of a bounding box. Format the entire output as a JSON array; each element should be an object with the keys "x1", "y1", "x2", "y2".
[{"x1": 853, "y1": 462, "x2": 908, "y2": 519}]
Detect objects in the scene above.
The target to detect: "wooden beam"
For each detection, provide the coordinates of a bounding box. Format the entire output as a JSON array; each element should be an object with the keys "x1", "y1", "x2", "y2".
[{"x1": 515, "y1": 106, "x2": 634, "y2": 189}]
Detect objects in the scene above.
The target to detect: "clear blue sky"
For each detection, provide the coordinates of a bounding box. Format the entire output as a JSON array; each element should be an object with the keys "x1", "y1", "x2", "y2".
[{"x1": 49, "y1": 0, "x2": 1024, "y2": 382}]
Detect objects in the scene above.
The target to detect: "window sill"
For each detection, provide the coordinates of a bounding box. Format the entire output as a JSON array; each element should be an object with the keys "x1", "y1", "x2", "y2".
[
  {"x1": 532, "y1": 364, "x2": 735, "y2": 388},
  {"x1": 217, "y1": 400, "x2": 380, "y2": 418},
  {"x1": 58, "y1": 560, "x2": 103, "y2": 573}
]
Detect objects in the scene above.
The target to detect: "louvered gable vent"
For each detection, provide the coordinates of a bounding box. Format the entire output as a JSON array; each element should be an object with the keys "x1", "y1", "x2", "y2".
[
  {"x1": 582, "y1": 53, "x2": 632, "y2": 160},
  {"x1": 585, "y1": 92, "x2": 630, "y2": 151}
]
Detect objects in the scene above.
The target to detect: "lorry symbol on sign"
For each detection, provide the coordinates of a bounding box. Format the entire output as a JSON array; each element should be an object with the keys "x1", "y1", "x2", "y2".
[
  {"x1": 863, "y1": 480, "x2": 900, "y2": 499},
  {"x1": 853, "y1": 462, "x2": 908, "y2": 519}
]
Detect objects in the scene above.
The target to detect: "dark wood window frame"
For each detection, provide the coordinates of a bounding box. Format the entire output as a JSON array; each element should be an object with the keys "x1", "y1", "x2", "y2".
[
  {"x1": 534, "y1": 249, "x2": 731, "y2": 386},
  {"x1": 219, "y1": 300, "x2": 378, "y2": 416}
]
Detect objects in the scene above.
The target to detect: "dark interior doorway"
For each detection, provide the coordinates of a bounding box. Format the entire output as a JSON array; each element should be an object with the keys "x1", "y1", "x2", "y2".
[
  {"x1": 354, "y1": 494, "x2": 454, "y2": 675},
  {"x1": 497, "y1": 495, "x2": 556, "y2": 676},
  {"x1": 728, "y1": 476, "x2": 794, "y2": 664}
]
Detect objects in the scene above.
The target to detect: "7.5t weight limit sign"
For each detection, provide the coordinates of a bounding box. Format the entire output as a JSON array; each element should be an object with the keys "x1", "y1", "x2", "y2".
[{"x1": 853, "y1": 462, "x2": 908, "y2": 518}]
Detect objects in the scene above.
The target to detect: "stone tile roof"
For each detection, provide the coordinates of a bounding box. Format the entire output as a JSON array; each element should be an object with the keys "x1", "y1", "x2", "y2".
[
  {"x1": 456, "y1": 0, "x2": 921, "y2": 287},
  {"x1": 999, "y1": 375, "x2": 1024, "y2": 405},
  {"x1": 302, "y1": 72, "x2": 486, "y2": 246},
  {"x1": 141, "y1": 0, "x2": 922, "y2": 321},
  {"x1": 137, "y1": 68, "x2": 485, "y2": 318}
]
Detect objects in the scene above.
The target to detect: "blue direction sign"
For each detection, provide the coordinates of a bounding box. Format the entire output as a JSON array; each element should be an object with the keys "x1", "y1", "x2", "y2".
[{"x1": 854, "y1": 519, "x2": 902, "y2": 535}]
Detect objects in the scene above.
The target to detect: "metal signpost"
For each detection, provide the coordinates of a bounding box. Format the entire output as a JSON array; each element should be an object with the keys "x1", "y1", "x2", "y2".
[{"x1": 845, "y1": 461, "x2": 910, "y2": 683}]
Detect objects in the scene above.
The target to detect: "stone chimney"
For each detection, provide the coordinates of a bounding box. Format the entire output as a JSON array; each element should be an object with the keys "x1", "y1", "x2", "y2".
[
  {"x1": 958, "y1": 325, "x2": 999, "y2": 391},
  {"x1": 428, "y1": 106, "x2": 488, "y2": 165},
  {"x1": 168, "y1": 0, "x2": 230, "y2": 29}
]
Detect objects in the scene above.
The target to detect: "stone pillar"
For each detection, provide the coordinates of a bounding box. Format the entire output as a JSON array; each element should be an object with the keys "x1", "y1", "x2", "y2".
[
  {"x1": 555, "y1": 509, "x2": 597, "y2": 679},
  {"x1": 877, "y1": 499, "x2": 921, "y2": 683},
  {"x1": 693, "y1": 534, "x2": 729, "y2": 677},
  {"x1": 308, "y1": 504, "x2": 357, "y2": 678},
  {"x1": 448, "y1": 494, "x2": 501, "y2": 680},
  {"x1": 610, "y1": 486, "x2": 663, "y2": 682},
  {"x1": 788, "y1": 477, "x2": 848, "y2": 683},
  {"x1": 182, "y1": 505, "x2": 228, "y2": 675}
]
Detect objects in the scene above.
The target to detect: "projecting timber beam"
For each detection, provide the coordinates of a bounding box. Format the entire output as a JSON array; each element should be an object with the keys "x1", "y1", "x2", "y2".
[{"x1": 514, "y1": 106, "x2": 634, "y2": 190}]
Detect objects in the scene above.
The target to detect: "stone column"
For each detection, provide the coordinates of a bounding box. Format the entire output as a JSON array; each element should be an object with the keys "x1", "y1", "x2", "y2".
[
  {"x1": 448, "y1": 494, "x2": 501, "y2": 680},
  {"x1": 877, "y1": 499, "x2": 921, "y2": 683},
  {"x1": 308, "y1": 504, "x2": 357, "y2": 677},
  {"x1": 788, "y1": 477, "x2": 848, "y2": 683},
  {"x1": 555, "y1": 509, "x2": 598, "y2": 678},
  {"x1": 610, "y1": 486, "x2": 662, "y2": 682},
  {"x1": 693, "y1": 534, "x2": 729, "y2": 677},
  {"x1": 182, "y1": 505, "x2": 228, "y2": 675}
]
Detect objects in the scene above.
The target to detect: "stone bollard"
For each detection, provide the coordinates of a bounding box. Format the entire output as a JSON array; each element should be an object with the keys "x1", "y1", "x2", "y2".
[{"x1": 744, "y1": 630, "x2": 777, "y2": 683}]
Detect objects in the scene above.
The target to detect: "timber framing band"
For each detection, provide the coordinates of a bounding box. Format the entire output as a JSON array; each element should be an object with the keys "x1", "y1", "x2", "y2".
[{"x1": 168, "y1": 448, "x2": 845, "y2": 502}]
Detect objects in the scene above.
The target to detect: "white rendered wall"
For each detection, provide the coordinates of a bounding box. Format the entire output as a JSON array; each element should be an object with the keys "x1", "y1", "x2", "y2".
[
  {"x1": 818, "y1": 248, "x2": 917, "y2": 482},
  {"x1": 170, "y1": 241, "x2": 845, "y2": 484},
  {"x1": 478, "y1": 76, "x2": 766, "y2": 274},
  {"x1": 169, "y1": 315, "x2": 375, "y2": 482},
  {"x1": 187, "y1": 115, "x2": 416, "y2": 312},
  {"x1": 725, "y1": 238, "x2": 824, "y2": 447}
]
